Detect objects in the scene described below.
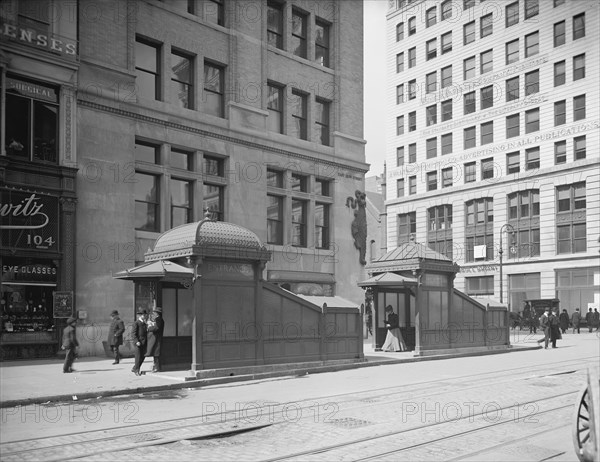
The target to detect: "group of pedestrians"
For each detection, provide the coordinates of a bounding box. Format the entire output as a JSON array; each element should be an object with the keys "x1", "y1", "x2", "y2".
[
  {"x1": 536, "y1": 308, "x2": 562, "y2": 349},
  {"x1": 129, "y1": 307, "x2": 165, "y2": 375},
  {"x1": 62, "y1": 306, "x2": 165, "y2": 374},
  {"x1": 536, "y1": 307, "x2": 599, "y2": 349}
]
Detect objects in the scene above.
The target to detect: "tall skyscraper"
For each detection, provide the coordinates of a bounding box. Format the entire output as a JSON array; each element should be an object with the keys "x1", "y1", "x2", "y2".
[{"x1": 384, "y1": 0, "x2": 599, "y2": 311}]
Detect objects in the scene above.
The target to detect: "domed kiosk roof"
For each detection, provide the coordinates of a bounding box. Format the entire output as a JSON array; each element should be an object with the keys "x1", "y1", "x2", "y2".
[
  {"x1": 365, "y1": 237, "x2": 459, "y2": 275},
  {"x1": 145, "y1": 219, "x2": 271, "y2": 262}
]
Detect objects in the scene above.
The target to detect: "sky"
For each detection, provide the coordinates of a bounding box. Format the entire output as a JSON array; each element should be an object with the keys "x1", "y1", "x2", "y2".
[{"x1": 363, "y1": 0, "x2": 389, "y2": 177}]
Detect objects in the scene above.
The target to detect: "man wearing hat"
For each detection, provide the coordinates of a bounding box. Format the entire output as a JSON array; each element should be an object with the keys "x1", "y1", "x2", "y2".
[
  {"x1": 108, "y1": 310, "x2": 125, "y2": 365},
  {"x1": 537, "y1": 308, "x2": 551, "y2": 349},
  {"x1": 146, "y1": 307, "x2": 165, "y2": 372},
  {"x1": 131, "y1": 309, "x2": 148, "y2": 375},
  {"x1": 61, "y1": 317, "x2": 79, "y2": 373}
]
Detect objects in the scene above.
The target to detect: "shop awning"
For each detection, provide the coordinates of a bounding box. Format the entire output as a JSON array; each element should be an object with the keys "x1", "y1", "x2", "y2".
[
  {"x1": 357, "y1": 272, "x2": 418, "y2": 287},
  {"x1": 113, "y1": 260, "x2": 194, "y2": 283}
]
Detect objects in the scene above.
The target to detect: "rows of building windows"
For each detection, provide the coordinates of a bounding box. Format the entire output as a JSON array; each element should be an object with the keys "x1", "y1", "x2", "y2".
[
  {"x1": 267, "y1": 83, "x2": 331, "y2": 145},
  {"x1": 396, "y1": 7, "x2": 583, "y2": 81},
  {"x1": 135, "y1": 36, "x2": 225, "y2": 115},
  {"x1": 395, "y1": 40, "x2": 587, "y2": 146},
  {"x1": 396, "y1": 1, "x2": 583, "y2": 49},
  {"x1": 160, "y1": 1, "x2": 333, "y2": 69},
  {"x1": 266, "y1": 169, "x2": 333, "y2": 249},
  {"x1": 395, "y1": 132, "x2": 586, "y2": 192},
  {"x1": 135, "y1": 36, "x2": 332, "y2": 146},
  {"x1": 134, "y1": 140, "x2": 226, "y2": 232},
  {"x1": 267, "y1": 0, "x2": 331, "y2": 68},
  {"x1": 158, "y1": 0, "x2": 225, "y2": 26},
  {"x1": 396, "y1": 182, "x2": 587, "y2": 261},
  {"x1": 399, "y1": 53, "x2": 585, "y2": 119},
  {"x1": 395, "y1": 91, "x2": 587, "y2": 161},
  {"x1": 465, "y1": 267, "x2": 598, "y2": 304}
]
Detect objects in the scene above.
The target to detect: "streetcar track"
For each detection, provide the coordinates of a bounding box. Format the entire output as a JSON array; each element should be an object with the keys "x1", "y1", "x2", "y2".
[
  {"x1": 1, "y1": 360, "x2": 591, "y2": 452},
  {"x1": 258, "y1": 395, "x2": 576, "y2": 462},
  {"x1": 446, "y1": 422, "x2": 571, "y2": 461},
  {"x1": 0, "y1": 358, "x2": 595, "y2": 461},
  {"x1": 352, "y1": 405, "x2": 574, "y2": 462}
]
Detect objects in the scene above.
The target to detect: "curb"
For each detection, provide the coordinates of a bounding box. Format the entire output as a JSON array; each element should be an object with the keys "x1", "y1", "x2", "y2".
[{"x1": 0, "y1": 344, "x2": 542, "y2": 409}]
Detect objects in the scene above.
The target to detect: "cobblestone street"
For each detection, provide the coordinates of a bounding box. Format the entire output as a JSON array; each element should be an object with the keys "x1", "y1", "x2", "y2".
[{"x1": 1, "y1": 333, "x2": 597, "y2": 461}]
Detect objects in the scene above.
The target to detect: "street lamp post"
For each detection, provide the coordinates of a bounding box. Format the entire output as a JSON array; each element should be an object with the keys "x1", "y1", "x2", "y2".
[{"x1": 499, "y1": 224, "x2": 516, "y2": 304}]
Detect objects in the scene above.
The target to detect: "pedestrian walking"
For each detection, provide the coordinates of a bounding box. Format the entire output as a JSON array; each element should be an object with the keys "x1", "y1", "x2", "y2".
[
  {"x1": 586, "y1": 308, "x2": 594, "y2": 333},
  {"x1": 593, "y1": 308, "x2": 600, "y2": 332},
  {"x1": 131, "y1": 309, "x2": 148, "y2": 376},
  {"x1": 559, "y1": 309, "x2": 569, "y2": 335},
  {"x1": 61, "y1": 317, "x2": 79, "y2": 373},
  {"x1": 572, "y1": 308, "x2": 581, "y2": 334},
  {"x1": 145, "y1": 306, "x2": 164, "y2": 372},
  {"x1": 549, "y1": 308, "x2": 562, "y2": 348},
  {"x1": 537, "y1": 308, "x2": 550, "y2": 349},
  {"x1": 381, "y1": 305, "x2": 407, "y2": 352},
  {"x1": 528, "y1": 309, "x2": 539, "y2": 334},
  {"x1": 108, "y1": 310, "x2": 125, "y2": 364}
]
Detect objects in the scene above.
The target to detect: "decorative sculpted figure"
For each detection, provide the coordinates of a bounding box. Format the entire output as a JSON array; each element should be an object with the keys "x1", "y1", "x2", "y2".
[{"x1": 346, "y1": 190, "x2": 368, "y2": 266}]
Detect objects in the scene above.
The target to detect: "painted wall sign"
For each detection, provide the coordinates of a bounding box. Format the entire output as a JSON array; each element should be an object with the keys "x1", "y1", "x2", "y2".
[
  {"x1": 204, "y1": 263, "x2": 254, "y2": 280},
  {"x1": 0, "y1": 20, "x2": 77, "y2": 57},
  {"x1": 2, "y1": 263, "x2": 58, "y2": 282},
  {"x1": 0, "y1": 189, "x2": 59, "y2": 251},
  {"x1": 460, "y1": 265, "x2": 499, "y2": 274},
  {"x1": 6, "y1": 78, "x2": 58, "y2": 103},
  {"x1": 388, "y1": 120, "x2": 600, "y2": 179}
]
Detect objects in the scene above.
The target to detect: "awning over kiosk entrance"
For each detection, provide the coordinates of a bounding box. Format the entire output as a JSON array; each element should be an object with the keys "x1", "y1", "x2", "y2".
[
  {"x1": 358, "y1": 272, "x2": 418, "y2": 288},
  {"x1": 113, "y1": 260, "x2": 194, "y2": 284}
]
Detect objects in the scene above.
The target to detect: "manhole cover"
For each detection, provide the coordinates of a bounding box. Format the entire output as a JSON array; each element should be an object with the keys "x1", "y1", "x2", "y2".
[
  {"x1": 499, "y1": 443, "x2": 558, "y2": 459},
  {"x1": 531, "y1": 381, "x2": 556, "y2": 388},
  {"x1": 359, "y1": 398, "x2": 382, "y2": 403},
  {"x1": 327, "y1": 417, "x2": 373, "y2": 428},
  {"x1": 129, "y1": 433, "x2": 162, "y2": 443}
]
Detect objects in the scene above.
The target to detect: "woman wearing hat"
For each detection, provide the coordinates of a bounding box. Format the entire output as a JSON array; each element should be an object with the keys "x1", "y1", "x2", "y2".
[
  {"x1": 146, "y1": 307, "x2": 164, "y2": 372},
  {"x1": 381, "y1": 305, "x2": 407, "y2": 352},
  {"x1": 108, "y1": 310, "x2": 125, "y2": 365},
  {"x1": 61, "y1": 317, "x2": 79, "y2": 373}
]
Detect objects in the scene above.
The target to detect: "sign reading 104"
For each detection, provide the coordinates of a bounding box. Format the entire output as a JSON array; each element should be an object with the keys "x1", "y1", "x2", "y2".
[{"x1": 0, "y1": 189, "x2": 60, "y2": 252}]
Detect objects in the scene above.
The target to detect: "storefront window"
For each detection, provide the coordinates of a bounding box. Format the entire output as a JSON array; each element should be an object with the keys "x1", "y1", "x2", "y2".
[
  {"x1": 161, "y1": 287, "x2": 193, "y2": 336},
  {"x1": 4, "y1": 76, "x2": 59, "y2": 163},
  {"x1": 1, "y1": 260, "x2": 57, "y2": 333},
  {"x1": 556, "y1": 268, "x2": 599, "y2": 312},
  {"x1": 134, "y1": 281, "x2": 156, "y2": 314},
  {"x1": 508, "y1": 273, "x2": 540, "y2": 313}
]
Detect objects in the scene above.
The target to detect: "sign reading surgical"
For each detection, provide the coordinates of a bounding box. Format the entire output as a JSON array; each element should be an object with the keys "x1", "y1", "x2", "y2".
[{"x1": 0, "y1": 189, "x2": 59, "y2": 251}]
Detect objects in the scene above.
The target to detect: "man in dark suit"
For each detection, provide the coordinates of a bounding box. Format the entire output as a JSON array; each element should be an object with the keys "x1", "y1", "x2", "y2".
[
  {"x1": 146, "y1": 306, "x2": 165, "y2": 372},
  {"x1": 537, "y1": 308, "x2": 550, "y2": 349},
  {"x1": 108, "y1": 310, "x2": 125, "y2": 364},
  {"x1": 131, "y1": 309, "x2": 148, "y2": 375},
  {"x1": 61, "y1": 317, "x2": 79, "y2": 373}
]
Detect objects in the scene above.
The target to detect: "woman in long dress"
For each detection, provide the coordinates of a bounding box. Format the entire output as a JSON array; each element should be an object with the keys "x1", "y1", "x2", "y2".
[{"x1": 381, "y1": 305, "x2": 407, "y2": 352}]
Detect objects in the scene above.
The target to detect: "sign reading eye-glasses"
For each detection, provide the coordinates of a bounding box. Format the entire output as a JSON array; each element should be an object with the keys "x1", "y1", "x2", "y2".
[{"x1": 0, "y1": 189, "x2": 59, "y2": 251}]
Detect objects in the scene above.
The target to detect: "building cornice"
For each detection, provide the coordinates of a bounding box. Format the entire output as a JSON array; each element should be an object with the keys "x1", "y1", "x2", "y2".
[{"x1": 78, "y1": 100, "x2": 369, "y2": 174}]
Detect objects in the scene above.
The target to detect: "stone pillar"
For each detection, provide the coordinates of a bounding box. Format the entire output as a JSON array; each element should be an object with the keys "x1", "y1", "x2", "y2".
[{"x1": 59, "y1": 197, "x2": 77, "y2": 293}]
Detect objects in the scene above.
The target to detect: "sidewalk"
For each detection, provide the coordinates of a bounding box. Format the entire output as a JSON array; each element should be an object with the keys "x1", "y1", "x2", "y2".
[{"x1": 0, "y1": 337, "x2": 543, "y2": 408}]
